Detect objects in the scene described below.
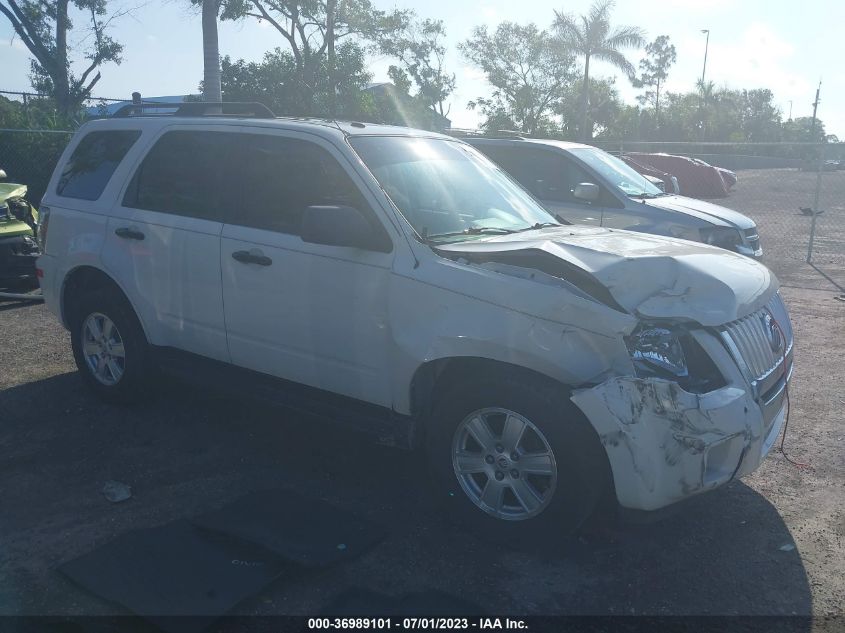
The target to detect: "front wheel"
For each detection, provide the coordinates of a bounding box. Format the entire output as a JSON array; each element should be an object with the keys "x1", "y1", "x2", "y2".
[
  {"x1": 69, "y1": 288, "x2": 152, "y2": 403},
  {"x1": 425, "y1": 373, "x2": 610, "y2": 544}
]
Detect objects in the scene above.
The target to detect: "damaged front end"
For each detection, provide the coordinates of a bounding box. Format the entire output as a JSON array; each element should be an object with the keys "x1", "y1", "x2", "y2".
[
  {"x1": 0, "y1": 180, "x2": 41, "y2": 289},
  {"x1": 572, "y1": 294, "x2": 793, "y2": 511},
  {"x1": 435, "y1": 228, "x2": 793, "y2": 512}
]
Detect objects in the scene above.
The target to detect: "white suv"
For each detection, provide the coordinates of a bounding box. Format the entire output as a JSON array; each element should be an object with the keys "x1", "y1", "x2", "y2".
[{"x1": 37, "y1": 104, "x2": 794, "y2": 538}]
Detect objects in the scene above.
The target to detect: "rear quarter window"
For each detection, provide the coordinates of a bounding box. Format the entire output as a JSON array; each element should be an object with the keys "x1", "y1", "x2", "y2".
[{"x1": 56, "y1": 130, "x2": 141, "y2": 200}]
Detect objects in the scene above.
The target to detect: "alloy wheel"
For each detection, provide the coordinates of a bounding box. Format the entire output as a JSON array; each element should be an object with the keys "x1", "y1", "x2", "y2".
[
  {"x1": 451, "y1": 407, "x2": 558, "y2": 521},
  {"x1": 81, "y1": 312, "x2": 126, "y2": 386}
]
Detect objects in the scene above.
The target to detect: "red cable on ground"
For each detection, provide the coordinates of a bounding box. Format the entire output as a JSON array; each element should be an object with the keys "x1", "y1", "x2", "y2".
[{"x1": 773, "y1": 318, "x2": 810, "y2": 469}]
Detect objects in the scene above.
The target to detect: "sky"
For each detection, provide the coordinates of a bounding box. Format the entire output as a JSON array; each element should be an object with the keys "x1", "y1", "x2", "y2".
[{"x1": 1, "y1": 0, "x2": 842, "y2": 136}]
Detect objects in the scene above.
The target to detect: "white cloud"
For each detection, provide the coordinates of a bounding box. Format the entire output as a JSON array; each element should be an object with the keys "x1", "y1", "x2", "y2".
[
  {"x1": 660, "y1": 0, "x2": 734, "y2": 10},
  {"x1": 670, "y1": 23, "x2": 810, "y2": 101},
  {"x1": 480, "y1": 5, "x2": 501, "y2": 24}
]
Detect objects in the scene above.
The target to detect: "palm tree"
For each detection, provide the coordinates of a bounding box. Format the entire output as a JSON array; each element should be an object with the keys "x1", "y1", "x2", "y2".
[
  {"x1": 554, "y1": 0, "x2": 645, "y2": 140},
  {"x1": 202, "y1": 0, "x2": 222, "y2": 105}
]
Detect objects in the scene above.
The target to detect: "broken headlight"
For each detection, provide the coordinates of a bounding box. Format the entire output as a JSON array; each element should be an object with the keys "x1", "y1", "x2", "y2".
[
  {"x1": 625, "y1": 326, "x2": 688, "y2": 379},
  {"x1": 699, "y1": 226, "x2": 742, "y2": 250}
]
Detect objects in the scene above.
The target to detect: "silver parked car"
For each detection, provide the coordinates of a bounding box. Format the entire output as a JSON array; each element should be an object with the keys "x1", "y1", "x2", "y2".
[{"x1": 467, "y1": 138, "x2": 762, "y2": 259}]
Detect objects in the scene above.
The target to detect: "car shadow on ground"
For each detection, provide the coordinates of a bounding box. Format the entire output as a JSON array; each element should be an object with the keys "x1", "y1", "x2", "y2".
[{"x1": 0, "y1": 372, "x2": 813, "y2": 622}]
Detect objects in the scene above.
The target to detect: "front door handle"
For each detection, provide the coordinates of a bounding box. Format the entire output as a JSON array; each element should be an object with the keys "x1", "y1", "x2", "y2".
[
  {"x1": 231, "y1": 250, "x2": 272, "y2": 266},
  {"x1": 115, "y1": 227, "x2": 145, "y2": 240}
]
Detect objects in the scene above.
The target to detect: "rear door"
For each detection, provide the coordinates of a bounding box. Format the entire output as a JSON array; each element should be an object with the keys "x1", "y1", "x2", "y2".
[
  {"x1": 100, "y1": 128, "x2": 229, "y2": 361},
  {"x1": 218, "y1": 130, "x2": 394, "y2": 407},
  {"x1": 480, "y1": 145, "x2": 603, "y2": 226}
]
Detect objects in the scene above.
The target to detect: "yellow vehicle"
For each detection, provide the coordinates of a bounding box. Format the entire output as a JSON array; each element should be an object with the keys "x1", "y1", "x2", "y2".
[{"x1": 0, "y1": 169, "x2": 41, "y2": 292}]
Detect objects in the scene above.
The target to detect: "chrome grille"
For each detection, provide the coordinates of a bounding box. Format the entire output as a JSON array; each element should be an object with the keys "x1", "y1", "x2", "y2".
[{"x1": 719, "y1": 293, "x2": 793, "y2": 397}]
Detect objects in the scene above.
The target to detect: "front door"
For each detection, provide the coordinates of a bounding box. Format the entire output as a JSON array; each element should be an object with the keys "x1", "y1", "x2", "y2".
[{"x1": 219, "y1": 131, "x2": 395, "y2": 407}]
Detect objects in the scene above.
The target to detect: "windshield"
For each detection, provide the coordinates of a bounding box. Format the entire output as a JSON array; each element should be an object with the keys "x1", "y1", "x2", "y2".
[
  {"x1": 569, "y1": 147, "x2": 663, "y2": 198},
  {"x1": 349, "y1": 136, "x2": 560, "y2": 242}
]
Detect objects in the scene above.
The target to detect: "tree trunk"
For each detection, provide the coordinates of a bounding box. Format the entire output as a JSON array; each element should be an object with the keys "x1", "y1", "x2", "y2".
[
  {"x1": 655, "y1": 77, "x2": 660, "y2": 124},
  {"x1": 326, "y1": 0, "x2": 336, "y2": 117},
  {"x1": 580, "y1": 54, "x2": 590, "y2": 142},
  {"x1": 202, "y1": 0, "x2": 222, "y2": 106},
  {"x1": 54, "y1": 0, "x2": 71, "y2": 117}
]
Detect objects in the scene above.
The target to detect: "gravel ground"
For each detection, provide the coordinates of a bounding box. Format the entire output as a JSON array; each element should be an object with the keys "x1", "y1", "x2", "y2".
[{"x1": 1, "y1": 278, "x2": 843, "y2": 626}]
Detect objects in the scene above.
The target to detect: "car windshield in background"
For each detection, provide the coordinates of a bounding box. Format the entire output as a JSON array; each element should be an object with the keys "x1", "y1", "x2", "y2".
[
  {"x1": 350, "y1": 136, "x2": 559, "y2": 242},
  {"x1": 570, "y1": 147, "x2": 664, "y2": 198}
]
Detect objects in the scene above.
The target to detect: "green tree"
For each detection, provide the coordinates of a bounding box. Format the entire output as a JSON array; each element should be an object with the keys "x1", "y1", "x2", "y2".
[
  {"x1": 217, "y1": 41, "x2": 374, "y2": 118},
  {"x1": 213, "y1": 0, "x2": 409, "y2": 115},
  {"x1": 633, "y1": 35, "x2": 675, "y2": 123},
  {"x1": 553, "y1": 0, "x2": 645, "y2": 141},
  {"x1": 782, "y1": 116, "x2": 825, "y2": 143},
  {"x1": 460, "y1": 21, "x2": 575, "y2": 135},
  {"x1": 738, "y1": 89, "x2": 781, "y2": 141},
  {"x1": 0, "y1": 0, "x2": 125, "y2": 118},
  {"x1": 380, "y1": 17, "x2": 456, "y2": 119},
  {"x1": 557, "y1": 77, "x2": 623, "y2": 139}
]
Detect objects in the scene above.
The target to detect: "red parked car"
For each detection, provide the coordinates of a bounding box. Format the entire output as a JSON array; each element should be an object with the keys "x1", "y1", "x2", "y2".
[{"x1": 625, "y1": 152, "x2": 736, "y2": 199}]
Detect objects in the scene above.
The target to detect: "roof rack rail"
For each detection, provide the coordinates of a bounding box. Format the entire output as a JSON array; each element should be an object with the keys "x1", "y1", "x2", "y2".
[
  {"x1": 446, "y1": 128, "x2": 525, "y2": 140},
  {"x1": 112, "y1": 101, "x2": 276, "y2": 119}
]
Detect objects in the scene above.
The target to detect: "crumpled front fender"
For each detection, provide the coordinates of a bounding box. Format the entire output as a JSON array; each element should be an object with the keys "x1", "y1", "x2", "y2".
[{"x1": 570, "y1": 330, "x2": 782, "y2": 511}]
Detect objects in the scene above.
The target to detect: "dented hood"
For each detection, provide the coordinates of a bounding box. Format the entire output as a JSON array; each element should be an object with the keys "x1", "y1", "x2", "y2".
[{"x1": 437, "y1": 226, "x2": 776, "y2": 326}]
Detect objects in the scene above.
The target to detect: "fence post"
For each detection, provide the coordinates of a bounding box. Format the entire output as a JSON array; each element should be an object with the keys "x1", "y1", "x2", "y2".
[{"x1": 806, "y1": 142, "x2": 825, "y2": 263}]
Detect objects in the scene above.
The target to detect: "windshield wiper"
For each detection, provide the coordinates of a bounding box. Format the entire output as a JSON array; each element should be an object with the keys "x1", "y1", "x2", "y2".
[
  {"x1": 426, "y1": 226, "x2": 517, "y2": 241},
  {"x1": 629, "y1": 192, "x2": 667, "y2": 199},
  {"x1": 514, "y1": 221, "x2": 562, "y2": 233}
]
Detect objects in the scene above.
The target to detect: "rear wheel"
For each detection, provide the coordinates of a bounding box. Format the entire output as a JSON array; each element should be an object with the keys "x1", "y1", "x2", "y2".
[
  {"x1": 426, "y1": 373, "x2": 610, "y2": 544},
  {"x1": 69, "y1": 288, "x2": 152, "y2": 403}
]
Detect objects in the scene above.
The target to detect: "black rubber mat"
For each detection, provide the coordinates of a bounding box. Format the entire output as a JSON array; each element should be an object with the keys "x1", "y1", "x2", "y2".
[
  {"x1": 322, "y1": 588, "x2": 486, "y2": 616},
  {"x1": 191, "y1": 489, "x2": 387, "y2": 567},
  {"x1": 59, "y1": 519, "x2": 287, "y2": 633}
]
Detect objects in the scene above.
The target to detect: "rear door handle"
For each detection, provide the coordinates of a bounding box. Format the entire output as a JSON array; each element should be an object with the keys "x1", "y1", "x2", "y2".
[
  {"x1": 114, "y1": 227, "x2": 145, "y2": 240},
  {"x1": 231, "y1": 250, "x2": 272, "y2": 266}
]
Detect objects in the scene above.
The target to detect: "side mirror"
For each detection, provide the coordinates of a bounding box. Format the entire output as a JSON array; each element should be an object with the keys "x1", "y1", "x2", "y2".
[
  {"x1": 0, "y1": 169, "x2": 6, "y2": 180},
  {"x1": 301, "y1": 205, "x2": 384, "y2": 251},
  {"x1": 573, "y1": 182, "x2": 600, "y2": 203}
]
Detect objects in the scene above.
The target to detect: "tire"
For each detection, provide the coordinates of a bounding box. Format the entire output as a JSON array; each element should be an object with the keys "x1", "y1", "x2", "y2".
[
  {"x1": 69, "y1": 287, "x2": 152, "y2": 403},
  {"x1": 425, "y1": 372, "x2": 610, "y2": 545}
]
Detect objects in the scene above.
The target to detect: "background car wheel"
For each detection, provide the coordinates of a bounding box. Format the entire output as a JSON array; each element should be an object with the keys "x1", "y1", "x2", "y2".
[
  {"x1": 69, "y1": 288, "x2": 152, "y2": 403},
  {"x1": 425, "y1": 371, "x2": 611, "y2": 545}
]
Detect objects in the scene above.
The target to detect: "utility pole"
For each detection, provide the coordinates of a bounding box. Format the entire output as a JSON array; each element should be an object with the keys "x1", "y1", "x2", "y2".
[
  {"x1": 698, "y1": 29, "x2": 710, "y2": 139},
  {"x1": 810, "y1": 79, "x2": 822, "y2": 140},
  {"x1": 788, "y1": 100, "x2": 793, "y2": 121}
]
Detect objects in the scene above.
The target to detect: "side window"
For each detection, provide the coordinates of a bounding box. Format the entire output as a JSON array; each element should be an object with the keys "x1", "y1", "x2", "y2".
[
  {"x1": 57, "y1": 130, "x2": 141, "y2": 200},
  {"x1": 124, "y1": 131, "x2": 231, "y2": 221},
  {"x1": 478, "y1": 146, "x2": 531, "y2": 183},
  {"x1": 479, "y1": 146, "x2": 595, "y2": 203},
  {"x1": 521, "y1": 150, "x2": 591, "y2": 203},
  {"x1": 223, "y1": 135, "x2": 369, "y2": 236}
]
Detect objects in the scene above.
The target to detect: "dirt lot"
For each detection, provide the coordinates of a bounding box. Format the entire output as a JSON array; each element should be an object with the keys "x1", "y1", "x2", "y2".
[{"x1": 1, "y1": 275, "x2": 843, "y2": 626}]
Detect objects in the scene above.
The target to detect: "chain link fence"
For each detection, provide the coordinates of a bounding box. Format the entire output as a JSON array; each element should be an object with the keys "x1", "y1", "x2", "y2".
[{"x1": 1, "y1": 126, "x2": 843, "y2": 291}]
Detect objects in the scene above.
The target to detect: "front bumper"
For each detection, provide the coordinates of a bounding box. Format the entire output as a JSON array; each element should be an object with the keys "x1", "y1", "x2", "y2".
[
  {"x1": 0, "y1": 234, "x2": 39, "y2": 286},
  {"x1": 571, "y1": 329, "x2": 790, "y2": 511}
]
